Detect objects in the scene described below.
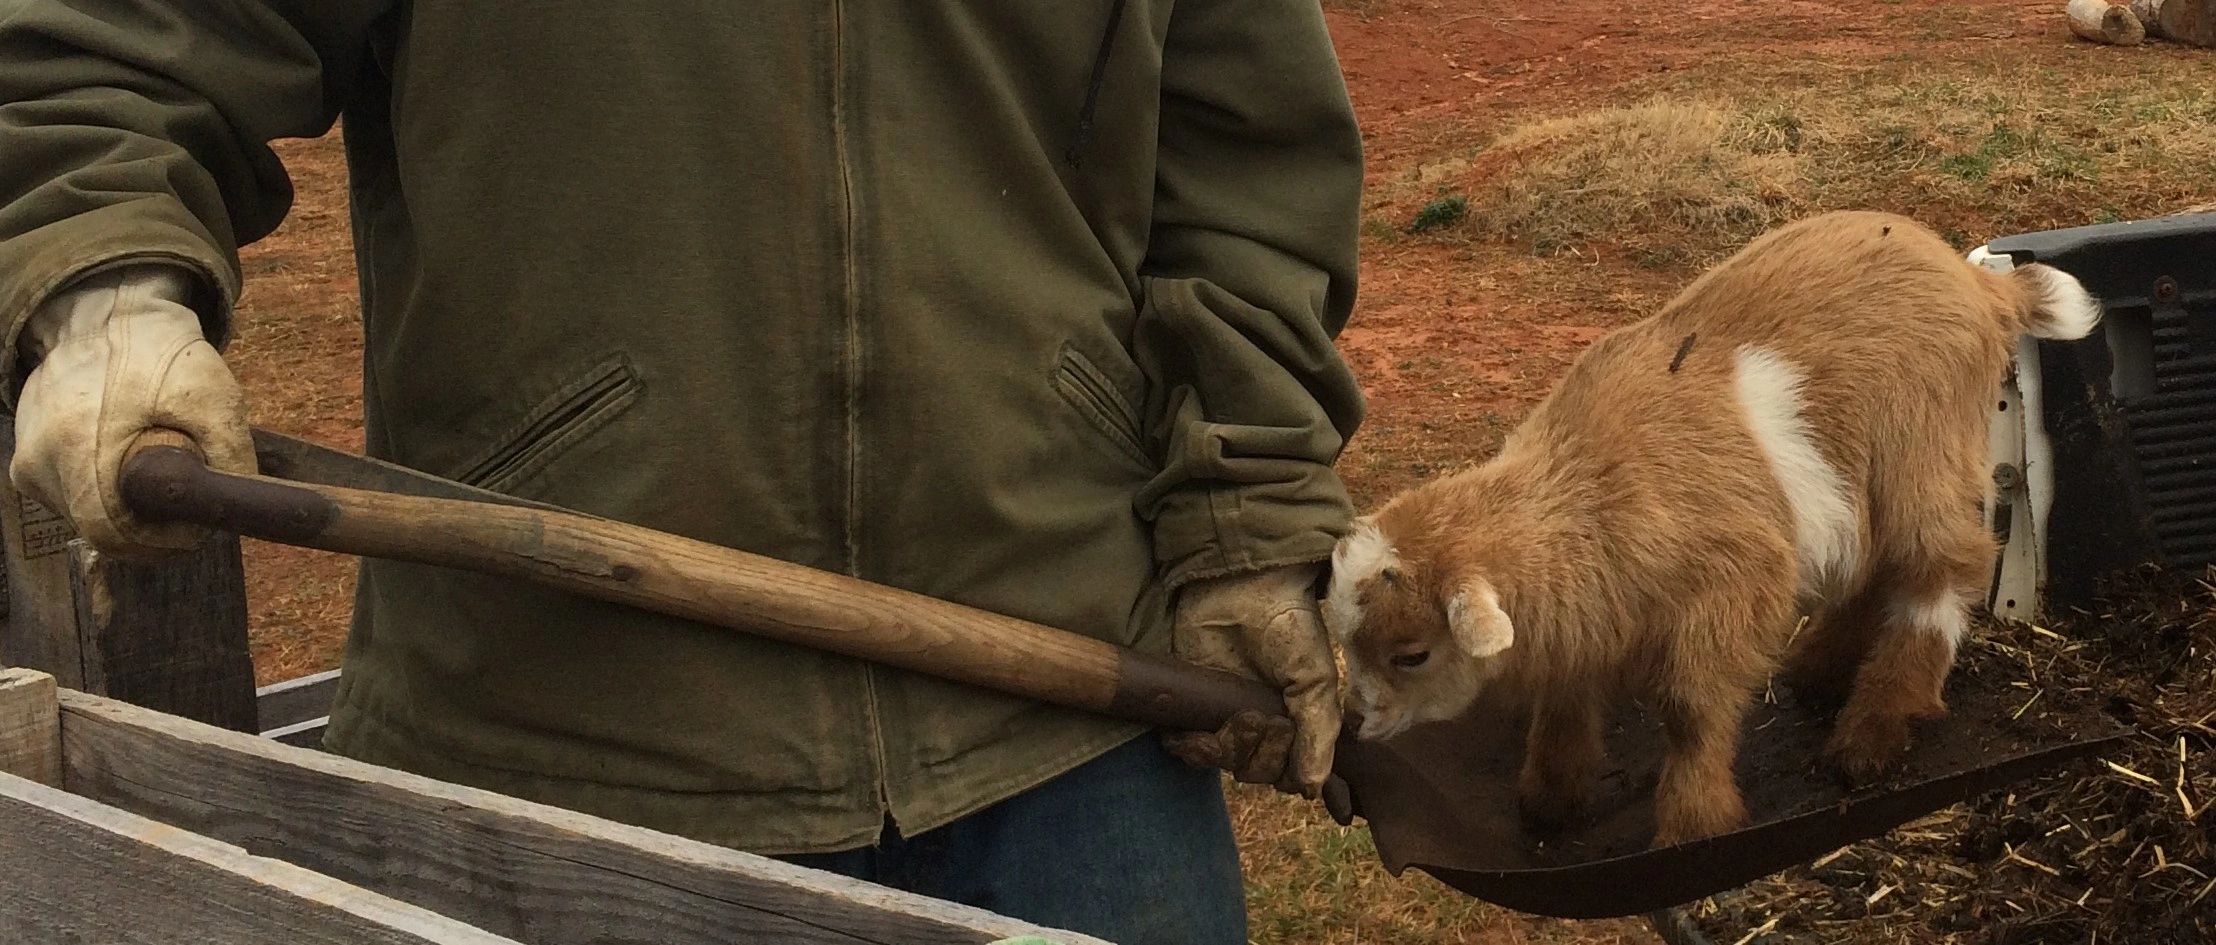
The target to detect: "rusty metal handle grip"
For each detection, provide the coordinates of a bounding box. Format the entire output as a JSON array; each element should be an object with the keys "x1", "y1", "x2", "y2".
[{"x1": 116, "y1": 439, "x2": 1288, "y2": 736}]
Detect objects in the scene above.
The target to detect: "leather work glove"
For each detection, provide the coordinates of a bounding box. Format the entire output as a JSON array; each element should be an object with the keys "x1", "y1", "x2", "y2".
[
  {"x1": 8, "y1": 263, "x2": 255, "y2": 560},
  {"x1": 1162, "y1": 562, "x2": 1341, "y2": 798}
]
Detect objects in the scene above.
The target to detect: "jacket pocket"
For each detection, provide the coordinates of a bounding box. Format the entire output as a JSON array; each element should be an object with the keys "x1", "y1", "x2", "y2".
[
  {"x1": 1053, "y1": 343, "x2": 1151, "y2": 470},
  {"x1": 457, "y1": 355, "x2": 643, "y2": 493}
]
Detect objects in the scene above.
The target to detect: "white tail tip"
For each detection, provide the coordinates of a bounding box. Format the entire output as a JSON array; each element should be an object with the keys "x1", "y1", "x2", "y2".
[{"x1": 2023, "y1": 264, "x2": 2102, "y2": 341}]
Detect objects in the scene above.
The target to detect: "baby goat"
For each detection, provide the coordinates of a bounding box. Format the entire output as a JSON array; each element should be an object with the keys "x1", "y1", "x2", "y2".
[{"x1": 1323, "y1": 210, "x2": 2101, "y2": 847}]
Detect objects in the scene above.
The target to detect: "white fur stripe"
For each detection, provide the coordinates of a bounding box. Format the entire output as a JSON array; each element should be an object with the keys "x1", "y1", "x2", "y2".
[
  {"x1": 2022, "y1": 265, "x2": 2102, "y2": 341},
  {"x1": 1732, "y1": 347, "x2": 1859, "y2": 592},
  {"x1": 1896, "y1": 593, "x2": 1969, "y2": 651},
  {"x1": 1325, "y1": 518, "x2": 1397, "y2": 643}
]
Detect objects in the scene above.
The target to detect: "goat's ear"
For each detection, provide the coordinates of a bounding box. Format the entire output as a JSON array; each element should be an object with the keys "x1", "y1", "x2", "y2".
[{"x1": 1445, "y1": 581, "x2": 1514, "y2": 658}]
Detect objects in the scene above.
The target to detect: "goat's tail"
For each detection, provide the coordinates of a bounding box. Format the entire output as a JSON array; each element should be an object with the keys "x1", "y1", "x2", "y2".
[{"x1": 1991, "y1": 262, "x2": 2103, "y2": 341}]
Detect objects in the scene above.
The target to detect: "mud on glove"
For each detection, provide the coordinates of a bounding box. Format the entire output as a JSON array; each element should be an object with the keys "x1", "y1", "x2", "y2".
[{"x1": 1162, "y1": 562, "x2": 1342, "y2": 798}]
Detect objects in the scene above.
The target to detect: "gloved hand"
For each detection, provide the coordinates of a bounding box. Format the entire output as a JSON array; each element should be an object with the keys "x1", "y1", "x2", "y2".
[
  {"x1": 1161, "y1": 562, "x2": 1341, "y2": 798},
  {"x1": 8, "y1": 263, "x2": 254, "y2": 560}
]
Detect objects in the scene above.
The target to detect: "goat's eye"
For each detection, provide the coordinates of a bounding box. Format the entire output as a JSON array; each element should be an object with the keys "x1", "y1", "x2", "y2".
[{"x1": 1390, "y1": 650, "x2": 1430, "y2": 669}]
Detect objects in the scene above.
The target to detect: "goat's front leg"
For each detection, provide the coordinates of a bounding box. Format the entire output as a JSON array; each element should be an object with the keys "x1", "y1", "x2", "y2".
[
  {"x1": 1649, "y1": 583, "x2": 1791, "y2": 848},
  {"x1": 1518, "y1": 685, "x2": 1605, "y2": 834},
  {"x1": 1652, "y1": 683, "x2": 1753, "y2": 847}
]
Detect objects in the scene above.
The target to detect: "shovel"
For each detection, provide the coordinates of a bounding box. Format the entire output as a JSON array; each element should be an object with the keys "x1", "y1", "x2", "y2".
[{"x1": 114, "y1": 428, "x2": 2128, "y2": 920}]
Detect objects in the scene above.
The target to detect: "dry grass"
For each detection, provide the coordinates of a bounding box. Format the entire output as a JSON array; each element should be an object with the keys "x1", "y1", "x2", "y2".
[
  {"x1": 224, "y1": 135, "x2": 365, "y2": 685},
  {"x1": 1753, "y1": 57, "x2": 2216, "y2": 241},
  {"x1": 1392, "y1": 52, "x2": 2216, "y2": 268},
  {"x1": 1232, "y1": 785, "x2": 1652, "y2": 944},
  {"x1": 1451, "y1": 98, "x2": 1804, "y2": 259}
]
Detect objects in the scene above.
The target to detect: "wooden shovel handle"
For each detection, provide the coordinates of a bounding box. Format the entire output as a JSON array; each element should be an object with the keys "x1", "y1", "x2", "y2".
[{"x1": 113, "y1": 440, "x2": 1286, "y2": 735}]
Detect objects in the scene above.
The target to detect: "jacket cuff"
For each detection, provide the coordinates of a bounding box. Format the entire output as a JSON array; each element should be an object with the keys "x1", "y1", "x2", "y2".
[
  {"x1": 0, "y1": 201, "x2": 239, "y2": 409},
  {"x1": 1148, "y1": 468, "x2": 1353, "y2": 593}
]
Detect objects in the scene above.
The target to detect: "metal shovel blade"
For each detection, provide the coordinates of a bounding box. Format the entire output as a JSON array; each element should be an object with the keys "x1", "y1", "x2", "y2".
[
  {"x1": 1327, "y1": 654, "x2": 2127, "y2": 919},
  {"x1": 240, "y1": 429, "x2": 2130, "y2": 921}
]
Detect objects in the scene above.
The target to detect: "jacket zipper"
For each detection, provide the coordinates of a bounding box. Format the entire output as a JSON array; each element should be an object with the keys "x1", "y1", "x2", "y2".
[{"x1": 831, "y1": 0, "x2": 893, "y2": 824}]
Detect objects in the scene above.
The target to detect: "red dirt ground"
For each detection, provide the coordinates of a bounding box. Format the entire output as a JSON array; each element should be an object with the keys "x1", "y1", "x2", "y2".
[{"x1": 221, "y1": 0, "x2": 2087, "y2": 678}]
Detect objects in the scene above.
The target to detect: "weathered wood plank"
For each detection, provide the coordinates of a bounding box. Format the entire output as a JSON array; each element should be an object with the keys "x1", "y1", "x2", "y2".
[
  {"x1": 257, "y1": 667, "x2": 341, "y2": 730},
  {"x1": 263, "y1": 715, "x2": 329, "y2": 749},
  {"x1": 0, "y1": 769, "x2": 521, "y2": 945},
  {"x1": 56, "y1": 689, "x2": 1110, "y2": 945},
  {"x1": 0, "y1": 415, "x2": 87, "y2": 689},
  {"x1": 69, "y1": 539, "x2": 259, "y2": 732},
  {"x1": 0, "y1": 667, "x2": 60, "y2": 786}
]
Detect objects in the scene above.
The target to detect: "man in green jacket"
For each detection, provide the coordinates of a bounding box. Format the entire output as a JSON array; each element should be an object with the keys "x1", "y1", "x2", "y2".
[{"x1": 0, "y1": 3, "x2": 1367, "y2": 940}]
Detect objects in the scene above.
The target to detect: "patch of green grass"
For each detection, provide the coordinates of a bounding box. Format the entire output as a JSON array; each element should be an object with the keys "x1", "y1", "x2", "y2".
[
  {"x1": 1407, "y1": 194, "x2": 1470, "y2": 234},
  {"x1": 1936, "y1": 123, "x2": 2090, "y2": 184}
]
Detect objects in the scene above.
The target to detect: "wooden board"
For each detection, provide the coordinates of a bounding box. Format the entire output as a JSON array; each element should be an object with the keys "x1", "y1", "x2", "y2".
[
  {"x1": 0, "y1": 769, "x2": 521, "y2": 945},
  {"x1": 55, "y1": 688, "x2": 1110, "y2": 945},
  {"x1": 0, "y1": 416, "x2": 87, "y2": 689},
  {"x1": 0, "y1": 667, "x2": 59, "y2": 786},
  {"x1": 257, "y1": 668, "x2": 341, "y2": 730},
  {"x1": 263, "y1": 715, "x2": 329, "y2": 749},
  {"x1": 68, "y1": 540, "x2": 258, "y2": 731}
]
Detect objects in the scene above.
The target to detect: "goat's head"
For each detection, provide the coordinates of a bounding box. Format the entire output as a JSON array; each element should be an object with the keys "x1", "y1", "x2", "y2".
[{"x1": 1323, "y1": 516, "x2": 1516, "y2": 742}]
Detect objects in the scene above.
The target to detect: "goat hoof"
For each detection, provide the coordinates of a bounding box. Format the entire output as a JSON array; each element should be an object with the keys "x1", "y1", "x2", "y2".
[
  {"x1": 1651, "y1": 801, "x2": 1747, "y2": 849},
  {"x1": 1824, "y1": 714, "x2": 1914, "y2": 787},
  {"x1": 1780, "y1": 670, "x2": 1852, "y2": 712},
  {"x1": 1517, "y1": 790, "x2": 1585, "y2": 835},
  {"x1": 1506, "y1": 771, "x2": 1595, "y2": 838}
]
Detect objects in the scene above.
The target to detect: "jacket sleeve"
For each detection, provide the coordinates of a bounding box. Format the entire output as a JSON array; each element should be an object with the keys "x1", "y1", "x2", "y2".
[
  {"x1": 0, "y1": 0, "x2": 390, "y2": 405},
  {"x1": 1133, "y1": 0, "x2": 1367, "y2": 591}
]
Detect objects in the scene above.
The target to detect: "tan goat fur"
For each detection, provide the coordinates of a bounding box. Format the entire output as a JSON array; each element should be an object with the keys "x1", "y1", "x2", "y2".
[{"x1": 1323, "y1": 210, "x2": 2103, "y2": 847}]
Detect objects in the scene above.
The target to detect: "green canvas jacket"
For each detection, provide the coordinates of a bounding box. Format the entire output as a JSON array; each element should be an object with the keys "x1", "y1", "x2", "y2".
[{"x1": 0, "y1": 0, "x2": 1366, "y2": 854}]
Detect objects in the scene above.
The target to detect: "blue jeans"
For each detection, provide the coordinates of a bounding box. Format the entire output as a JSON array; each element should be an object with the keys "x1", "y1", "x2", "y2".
[{"x1": 778, "y1": 734, "x2": 1247, "y2": 945}]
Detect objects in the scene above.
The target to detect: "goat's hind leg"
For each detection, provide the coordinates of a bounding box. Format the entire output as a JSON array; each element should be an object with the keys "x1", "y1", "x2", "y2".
[
  {"x1": 1779, "y1": 585, "x2": 1884, "y2": 710},
  {"x1": 1824, "y1": 527, "x2": 1986, "y2": 786}
]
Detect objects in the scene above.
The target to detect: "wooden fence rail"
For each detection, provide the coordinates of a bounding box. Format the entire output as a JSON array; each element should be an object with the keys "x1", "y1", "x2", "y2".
[{"x1": 0, "y1": 667, "x2": 1108, "y2": 945}]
